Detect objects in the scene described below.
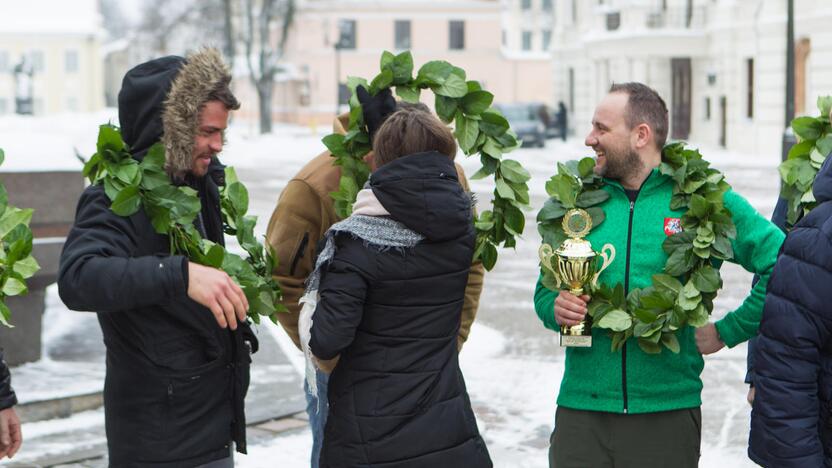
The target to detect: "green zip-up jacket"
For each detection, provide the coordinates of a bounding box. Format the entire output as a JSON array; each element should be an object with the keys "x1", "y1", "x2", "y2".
[{"x1": 534, "y1": 168, "x2": 785, "y2": 414}]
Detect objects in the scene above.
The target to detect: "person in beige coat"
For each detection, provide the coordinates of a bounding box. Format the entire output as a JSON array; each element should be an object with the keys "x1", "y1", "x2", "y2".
[{"x1": 266, "y1": 89, "x2": 484, "y2": 468}]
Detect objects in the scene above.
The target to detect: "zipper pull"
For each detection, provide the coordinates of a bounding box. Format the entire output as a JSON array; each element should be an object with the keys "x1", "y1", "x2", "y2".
[{"x1": 629, "y1": 200, "x2": 634, "y2": 212}]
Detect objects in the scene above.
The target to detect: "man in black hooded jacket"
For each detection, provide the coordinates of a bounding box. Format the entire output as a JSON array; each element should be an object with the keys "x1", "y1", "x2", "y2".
[{"x1": 58, "y1": 48, "x2": 256, "y2": 467}]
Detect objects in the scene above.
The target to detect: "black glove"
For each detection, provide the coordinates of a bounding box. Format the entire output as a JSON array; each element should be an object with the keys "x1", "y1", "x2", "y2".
[{"x1": 356, "y1": 85, "x2": 397, "y2": 142}]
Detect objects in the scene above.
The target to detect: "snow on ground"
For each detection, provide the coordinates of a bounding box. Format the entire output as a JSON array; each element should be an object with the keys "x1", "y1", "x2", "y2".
[{"x1": 2, "y1": 111, "x2": 775, "y2": 467}]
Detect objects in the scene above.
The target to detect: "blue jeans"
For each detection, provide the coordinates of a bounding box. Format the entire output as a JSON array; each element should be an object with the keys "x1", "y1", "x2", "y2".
[{"x1": 304, "y1": 371, "x2": 330, "y2": 468}]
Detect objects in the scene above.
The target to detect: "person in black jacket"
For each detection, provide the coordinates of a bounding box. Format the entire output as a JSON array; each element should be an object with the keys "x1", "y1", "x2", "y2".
[
  {"x1": 0, "y1": 349, "x2": 21, "y2": 460},
  {"x1": 306, "y1": 107, "x2": 492, "y2": 468},
  {"x1": 58, "y1": 48, "x2": 256, "y2": 467},
  {"x1": 749, "y1": 154, "x2": 832, "y2": 467}
]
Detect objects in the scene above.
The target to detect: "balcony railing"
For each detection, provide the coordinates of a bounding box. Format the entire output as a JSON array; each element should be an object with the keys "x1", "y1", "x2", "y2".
[{"x1": 645, "y1": 6, "x2": 707, "y2": 29}]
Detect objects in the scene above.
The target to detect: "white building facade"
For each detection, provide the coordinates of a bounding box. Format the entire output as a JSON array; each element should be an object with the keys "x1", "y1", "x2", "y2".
[
  {"x1": 0, "y1": 0, "x2": 105, "y2": 116},
  {"x1": 552, "y1": 0, "x2": 832, "y2": 155}
]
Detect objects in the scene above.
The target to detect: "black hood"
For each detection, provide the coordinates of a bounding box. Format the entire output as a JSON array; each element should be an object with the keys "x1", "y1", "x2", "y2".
[
  {"x1": 118, "y1": 56, "x2": 185, "y2": 159},
  {"x1": 370, "y1": 151, "x2": 473, "y2": 242}
]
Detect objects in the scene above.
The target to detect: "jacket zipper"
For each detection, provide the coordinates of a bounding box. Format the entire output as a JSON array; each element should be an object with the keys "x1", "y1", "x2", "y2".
[
  {"x1": 290, "y1": 232, "x2": 310, "y2": 276},
  {"x1": 622, "y1": 197, "x2": 637, "y2": 414}
]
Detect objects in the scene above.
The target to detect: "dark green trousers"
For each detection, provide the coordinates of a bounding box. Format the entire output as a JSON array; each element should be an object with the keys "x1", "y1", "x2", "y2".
[{"x1": 549, "y1": 406, "x2": 701, "y2": 468}]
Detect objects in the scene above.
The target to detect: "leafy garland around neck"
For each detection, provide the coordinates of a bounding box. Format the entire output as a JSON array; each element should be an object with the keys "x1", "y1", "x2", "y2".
[
  {"x1": 780, "y1": 96, "x2": 832, "y2": 227},
  {"x1": 322, "y1": 51, "x2": 531, "y2": 271},
  {"x1": 537, "y1": 142, "x2": 736, "y2": 354},
  {"x1": 83, "y1": 125, "x2": 285, "y2": 324},
  {"x1": 0, "y1": 148, "x2": 40, "y2": 326}
]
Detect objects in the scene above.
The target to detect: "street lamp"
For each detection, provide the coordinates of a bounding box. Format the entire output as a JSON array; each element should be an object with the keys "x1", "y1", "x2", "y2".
[{"x1": 782, "y1": 0, "x2": 795, "y2": 162}]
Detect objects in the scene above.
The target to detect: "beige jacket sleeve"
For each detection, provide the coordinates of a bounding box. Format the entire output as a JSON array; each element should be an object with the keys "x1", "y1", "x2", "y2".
[
  {"x1": 265, "y1": 179, "x2": 326, "y2": 350},
  {"x1": 455, "y1": 163, "x2": 485, "y2": 351}
]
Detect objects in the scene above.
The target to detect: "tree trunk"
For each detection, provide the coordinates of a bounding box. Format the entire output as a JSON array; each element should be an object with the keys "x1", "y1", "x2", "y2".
[
  {"x1": 257, "y1": 80, "x2": 273, "y2": 134},
  {"x1": 223, "y1": 0, "x2": 235, "y2": 69}
]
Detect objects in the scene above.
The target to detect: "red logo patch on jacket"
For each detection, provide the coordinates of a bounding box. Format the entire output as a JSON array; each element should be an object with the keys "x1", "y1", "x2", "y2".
[{"x1": 664, "y1": 218, "x2": 682, "y2": 236}]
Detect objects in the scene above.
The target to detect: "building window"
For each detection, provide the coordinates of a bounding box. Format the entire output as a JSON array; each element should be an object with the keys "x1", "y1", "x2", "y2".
[
  {"x1": 30, "y1": 50, "x2": 45, "y2": 73},
  {"x1": 746, "y1": 58, "x2": 754, "y2": 119},
  {"x1": 705, "y1": 97, "x2": 711, "y2": 120},
  {"x1": 606, "y1": 12, "x2": 621, "y2": 30},
  {"x1": 338, "y1": 83, "x2": 350, "y2": 105},
  {"x1": 568, "y1": 67, "x2": 575, "y2": 111},
  {"x1": 542, "y1": 29, "x2": 552, "y2": 50},
  {"x1": 522, "y1": 31, "x2": 533, "y2": 51},
  {"x1": 521, "y1": 0, "x2": 532, "y2": 10},
  {"x1": 395, "y1": 20, "x2": 411, "y2": 49},
  {"x1": 571, "y1": 0, "x2": 578, "y2": 23},
  {"x1": 543, "y1": 0, "x2": 553, "y2": 11},
  {"x1": 337, "y1": 19, "x2": 356, "y2": 49},
  {"x1": 65, "y1": 50, "x2": 79, "y2": 73},
  {"x1": 0, "y1": 51, "x2": 7, "y2": 72},
  {"x1": 449, "y1": 20, "x2": 465, "y2": 50},
  {"x1": 66, "y1": 96, "x2": 79, "y2": 112}
]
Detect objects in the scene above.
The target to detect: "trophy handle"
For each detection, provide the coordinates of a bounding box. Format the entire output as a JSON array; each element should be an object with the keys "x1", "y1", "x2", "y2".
[
  {"x1": 591, "y1": 243, "x2": 616, "y2": 289},
  {"x1": 538, "y1": 244, "x2": 561, "y2": 289}
]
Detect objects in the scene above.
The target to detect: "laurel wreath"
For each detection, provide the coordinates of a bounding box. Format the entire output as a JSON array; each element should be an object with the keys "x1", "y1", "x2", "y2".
[
  {"x1": 537, "y1": 142, "x2": 736, "y2": 353},
  {"x1": 321, "y1": 51, "x2": 531, "y2": 270},
  {"x1": 0, "y1": 148, "x2": 40, "y2": 326},
  {"x1": 83, "y1": 125, "x2": 285, "y2": 323},
  {"x1": 780, "y1": 96, "x2": 832, "y2": 226}
]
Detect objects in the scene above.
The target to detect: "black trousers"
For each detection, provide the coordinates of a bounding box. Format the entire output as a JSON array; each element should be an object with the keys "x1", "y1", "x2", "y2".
[{"x1": 549, "y1": 406, "x2": 701, "y2": 468}]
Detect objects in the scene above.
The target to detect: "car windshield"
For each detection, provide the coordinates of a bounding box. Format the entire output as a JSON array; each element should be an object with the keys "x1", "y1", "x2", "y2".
[{"x1": 500, "y1": 106, "x2": 535, "y2": 121}]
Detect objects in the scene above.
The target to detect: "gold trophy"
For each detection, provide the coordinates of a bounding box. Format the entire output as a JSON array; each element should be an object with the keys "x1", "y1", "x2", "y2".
[{"x1": 539, "y1": 209, "x2": 615, "y2": 347}]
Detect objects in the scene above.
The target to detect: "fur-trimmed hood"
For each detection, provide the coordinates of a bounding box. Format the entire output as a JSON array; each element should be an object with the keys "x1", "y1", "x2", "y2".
[{"x1": 117, "y1": 48, "x2": 233, "y2": 176}]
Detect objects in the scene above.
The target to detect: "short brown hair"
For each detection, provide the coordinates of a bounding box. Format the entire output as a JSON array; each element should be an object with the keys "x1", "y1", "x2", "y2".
[
  {"x1": 372, "y1": 107, "x2": 457, "y2": 167},
  {"x1": 609, "y1": 82, "x2": 668, "y2": 149},
  {"x1": 207, "y1": 78, "x2": 241, "y2": 111}
]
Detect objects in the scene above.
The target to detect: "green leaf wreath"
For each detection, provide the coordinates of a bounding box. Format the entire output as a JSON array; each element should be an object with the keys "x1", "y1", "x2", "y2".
[
  {"x1": 780, "y1": 96, "x2": 832, "y2": 226},
  {"x1": 322, "y1": 51, "x2": 531, "y2": 271},
  {"x1": 0, "y1": 148, "x2": 41, "y2": 326},
  {"x1": 83, "y1": 125, "x2": 286, "y2": 323},
  {"x1": 537, "y1": 143, "x2": 736, "y2": 354}
]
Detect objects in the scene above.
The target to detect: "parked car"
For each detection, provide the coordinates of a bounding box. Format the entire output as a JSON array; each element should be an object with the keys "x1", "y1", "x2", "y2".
[{"x1": 494, "y1": 103, "x2": 547, "y2": 148}]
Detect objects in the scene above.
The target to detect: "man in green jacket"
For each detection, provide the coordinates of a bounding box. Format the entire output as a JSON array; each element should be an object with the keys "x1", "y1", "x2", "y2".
[{"x1": 534, "y1": 82, "x2": 784, "y2": 467}]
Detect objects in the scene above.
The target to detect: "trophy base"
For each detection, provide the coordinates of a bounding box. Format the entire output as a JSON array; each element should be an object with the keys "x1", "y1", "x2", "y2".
[{"x1": 560, "y1": 334, "x2": 592, "y2": 347}]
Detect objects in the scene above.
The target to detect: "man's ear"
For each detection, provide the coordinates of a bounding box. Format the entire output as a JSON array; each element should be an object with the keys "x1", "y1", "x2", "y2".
[{"x1": 633, "y1": 123, "x2": 653, "y2": 150}]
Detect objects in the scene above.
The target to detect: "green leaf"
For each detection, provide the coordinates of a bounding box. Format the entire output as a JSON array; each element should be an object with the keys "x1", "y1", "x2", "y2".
[
  {"x1": 2, "y1": 277, "x2": 27, "y2": 296},
  {"x1": 110, "y1": 185, "x2": 142, "y2": 216},
  {"x1": 503, "y1": 204, "x2": 525, "y2": 235},
  {"x1": 661, "y1": 333, "x2": 681, "y2": 353},
  {"x1": 585, "y1": 206, "x2": 606, "y2": 229},
  {"x1": 226, "y1": 182, "x2": 250, "y2": 215},
  {"x1": 665, "y1": 246, "x2": 694, "y2": 276},
  {"x1": 0, "y1": 208, "x2": 33, "y2": 239},
  {"x1": 97, "y1": 124, "x2": 126, "y2": 155},
  {"x1": 322, "y1": 134, "x2": 347, "y2": 156},
  {"x1": 461, "y1": 90, "x2": 494, "y2": 115},
  {"x1": 379, "y1": 50, "x2": 394, "y2": 70},
  {"x1": 792, "y1": 116, "x2": 824, "y2": 140},
  {"x1": 640, "y1": 289, "x2": 675, "y2": 310},
  {"x1": 454, "y1": 114, "x2": 479, "y2": 153},
  {"x1": 688, "y1": 304, "x2": 710, "y2": 327},
  {"x1": 692, "y1": 265, "x2": 721, "y2": 293},
  {"x1": 788, "y1": 139, "x2": 814, "y2": 160},
  {"x1": 369, "y1": 68, "x2": 394, "y2": 93},
  {"x1": 597, "y1": 309, "x2": 632, "y2": 332},
  {"x1": 495, "y1": 178, "x2": 516, "y2": 201},
  {"x1": 812, "y1": 145, "x2": 830, "y2": 169},
  {"x1": 12, "y1": 255, "x2": 40, "y2": 279},
  {"x1": 547, "y1": 172, "x2": 580, "y2": 208},
  {"x1": 537, "y1": 198, "x2": 567, "y2": 222},
  {"x1": 0, "y1": 148, "x2": 4, "y2": 166},
  {"x1": 396, "y1": 85, "x2": 420, "y2": 103},
  {"x1": 435, "y1": 95, "x2": 458, "y2": 123},
  {"x1": 479, "y1": 110, "x2": 510, "y2": 137},
  {"x1": 482, "y1": 137, "x2": 503, "y2": 159},
  {"x1": 0, "y1": 302, "x2": 10, "y2": 327},
  {"x1": 203, "y1": 241, "x2": 225, "y2": 268},
  {"x1": 578, "y1": 157, "x2": 596, "y2": 178},
  {"x1": 818, "y1": 95, "x2": 832, "y2": 117},
  {"x1": 575, "y1": 189, "x2": 609, "y2": 208},
  {"x1": 638, "y1": 338, "x2": 662, "y2": 354},
  {"x1": 500, "y1": 159, "x2": 530, "y2": 184},
  {"x1": 481, "y1": 242, "x2": 498, "y2": 270},
  {"x1": 417, "y1": 60, "x2": 453, "y2": 84},
  {"x1": 662, "y1": 231, "x2": 695, "y2": 254},
  {"x1": 434, "y1": 73, "x2": 468, "y2": 98},
  {"x1": 390, "y1": 51, "x2": 414, "y2": 84},
  {"x1": 688, "y1": 194, "x2": 710, "y2": 218}
]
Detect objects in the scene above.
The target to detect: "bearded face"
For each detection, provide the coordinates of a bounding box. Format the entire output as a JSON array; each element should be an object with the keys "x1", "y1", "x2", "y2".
[{"x1": 585, "y1": 92, "x2": 644, "y2": 183}]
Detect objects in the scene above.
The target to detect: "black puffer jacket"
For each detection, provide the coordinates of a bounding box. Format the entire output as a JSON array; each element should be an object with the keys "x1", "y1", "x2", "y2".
[
  {"x1": 58, "y1": 52, "x2": 256, "y2": 467},
  {"x1": 0, "y1": 349, "x2": 16, "y2": 410},
  {"x1": 310, "y1": 151, "x2": 492, "y2": 468},
  {"x1": 750, "y1": 156, "x2": 832, "y2": 467}
]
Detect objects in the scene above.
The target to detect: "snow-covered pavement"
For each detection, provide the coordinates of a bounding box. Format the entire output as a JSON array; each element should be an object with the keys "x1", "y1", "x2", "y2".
[{"x1": 0, "y1": 111, "x2": 775, "y2": 467}]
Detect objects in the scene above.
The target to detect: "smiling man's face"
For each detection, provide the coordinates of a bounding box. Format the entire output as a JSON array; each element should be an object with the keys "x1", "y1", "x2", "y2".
[
  {"x1": 584, "y1": 92, "x2": 642, "y2": 182},
  {"x1": 191, "y1": 100, "x2": 229, "y2": 177}
]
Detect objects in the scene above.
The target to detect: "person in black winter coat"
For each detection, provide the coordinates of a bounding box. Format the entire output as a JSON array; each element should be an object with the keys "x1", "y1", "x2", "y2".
[
  {"x1": 749, "y1": 154, "x2": 832, "y2": 467},
  {"x1": 0, "y1": 349, "x2": 21, "y2": 459},
  {"x1": 307, "y1": 107, "x2": 492, "y2": 468},
  {"x1": 58, "y1": 48, "x2": 256, "y2": 467}
]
